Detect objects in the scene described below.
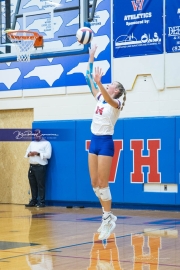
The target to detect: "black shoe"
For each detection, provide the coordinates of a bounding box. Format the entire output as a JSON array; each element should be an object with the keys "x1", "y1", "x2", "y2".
[
  {"x1": 25, "y1": 201, "x2": 37, "y2": 207},
  {"x1": 36, "y1": 203, "x2": 45, "y2": 208}
]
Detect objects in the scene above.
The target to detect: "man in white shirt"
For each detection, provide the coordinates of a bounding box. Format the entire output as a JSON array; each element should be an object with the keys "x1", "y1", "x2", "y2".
[{"x1": 24, "y1": 129, "x2": 52, "y2": 208}]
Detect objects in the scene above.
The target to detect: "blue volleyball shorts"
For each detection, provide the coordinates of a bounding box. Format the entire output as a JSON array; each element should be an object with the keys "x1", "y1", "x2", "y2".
[{"x1": 89, "y1": 134, "x2": 114, "y2": 157}]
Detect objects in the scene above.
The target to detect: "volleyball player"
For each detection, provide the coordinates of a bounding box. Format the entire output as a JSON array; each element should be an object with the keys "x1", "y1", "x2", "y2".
[{"x1": 86, "y1": 45, "x2": 126, "y2": 240}]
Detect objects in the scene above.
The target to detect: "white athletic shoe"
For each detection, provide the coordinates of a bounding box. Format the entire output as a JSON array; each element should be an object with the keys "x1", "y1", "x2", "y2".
[
  {"x1": 97, "y1": 213, "x2": 117, "y2": 233},
  {"x1": 98, "y1": 219, "x2": 116, "y2": 240}
]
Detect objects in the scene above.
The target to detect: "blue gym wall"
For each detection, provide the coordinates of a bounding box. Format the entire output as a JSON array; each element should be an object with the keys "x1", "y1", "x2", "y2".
[{"x1": 33, "y1": 117, "x2": 180, "y2": 208}]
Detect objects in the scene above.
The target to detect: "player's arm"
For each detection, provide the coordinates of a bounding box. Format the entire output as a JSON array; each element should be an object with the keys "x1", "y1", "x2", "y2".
[
  {"x1": 85, "y1": 45, "x2": 99, "y2": 97},
  {"x1": 93, "y1": 67, "x2": 120, "y2": 108}
]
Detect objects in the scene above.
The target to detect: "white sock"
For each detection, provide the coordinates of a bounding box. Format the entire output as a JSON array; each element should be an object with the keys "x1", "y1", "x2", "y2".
[
  {"x1": 103, "y1": 211, "x2": 111, "y2": 219},
  {"x1": 102, "y1": 207, "x2": 104, "y2": 214}
]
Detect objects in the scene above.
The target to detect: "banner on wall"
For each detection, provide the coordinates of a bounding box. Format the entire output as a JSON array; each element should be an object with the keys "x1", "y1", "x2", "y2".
[
  {"x1": 0, "y1": 0, "x2": 111, "y2": 91},
  {"x1": 166, "y1": 0, "x2": 180, "y2": 53},
  {"x1": 113, "y1": 0, "x2": 163, "y2": 58}
]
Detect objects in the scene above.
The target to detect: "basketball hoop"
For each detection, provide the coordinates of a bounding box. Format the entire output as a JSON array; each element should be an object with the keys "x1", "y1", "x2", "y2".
[{"x1": 6, "y1": 30, "x2": 43, "y2": 62}]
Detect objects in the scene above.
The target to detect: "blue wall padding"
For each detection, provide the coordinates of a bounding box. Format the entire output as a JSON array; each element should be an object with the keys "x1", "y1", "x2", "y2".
[
  {"x1": 123, "y1": 117, "x2": 176, "y2": 205},
  {"x1": 109, "y1": 120, "x2": 124, "y2": 203},
  {"x1": 33, "y1": 120, "x2": 76, "y2": 201},
  {"x1": 175, "y1": 117, "x2": 180, "y2": 204},
  {"x1": 33, "y1": 116, "x2": 179, "y2": 206},
  {"x1": 75, "y1": 120, "x2": 95, "y2": 202}
]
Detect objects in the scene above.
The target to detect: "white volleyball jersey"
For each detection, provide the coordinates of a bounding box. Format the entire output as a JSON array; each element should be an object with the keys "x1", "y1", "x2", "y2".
[{"x1": 91, "y1": 93, "x2": 121, "y2": 135}]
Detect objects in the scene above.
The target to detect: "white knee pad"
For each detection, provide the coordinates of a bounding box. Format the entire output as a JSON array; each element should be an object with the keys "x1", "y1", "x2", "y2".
[
  {"x1": 99, "y1": 187, "x2": 112, "y2": 201},
  {"x1": 93, "y1": 187, "x2": 101, "y2": 198}
]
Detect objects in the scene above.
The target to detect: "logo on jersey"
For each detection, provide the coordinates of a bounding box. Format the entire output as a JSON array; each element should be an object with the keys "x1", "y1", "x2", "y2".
[
  {"x1": 95, "y1": 106, "x2": 104, "y2": 115},
  {"x1": 131, "y1": 0, "x2": 144, "y2": 11}
]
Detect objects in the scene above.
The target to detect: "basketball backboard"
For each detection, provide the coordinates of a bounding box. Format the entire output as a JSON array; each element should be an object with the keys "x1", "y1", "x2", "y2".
[{"x1": 0, "y1": 0, "x2": 97, "y2": 62}]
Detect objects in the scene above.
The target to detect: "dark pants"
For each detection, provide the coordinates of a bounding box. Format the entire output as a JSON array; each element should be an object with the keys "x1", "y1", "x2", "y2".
[{"x1": 28, "y1": 164, "x2": 47, "y2": 204}]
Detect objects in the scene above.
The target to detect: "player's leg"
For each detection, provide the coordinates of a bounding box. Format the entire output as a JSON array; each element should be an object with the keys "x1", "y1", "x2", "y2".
[
  {"x1": 88, "y1": 134, "x2": 116, "y2": 239},
  {"x1": 88, "y1": 136, "x2": 104, "y2": 208},
  {"x1": 97, "y1": 155, "x2": 116, "y2": 239},
  {"x1": 88, "y1": 152, "x2": 99, "y2": 192},
  {"x1": 97, "y1": 136, "x2": 117, "y2": 240},
  {"x1": 98, "y1": 135, "x2": 114, "y2": 213},
  {"x1": 98, "y1": 155, "x2": 112, "y2": 211},
  {"x1": 88, "y1": 152, "x2": 106, "y2": 231}
]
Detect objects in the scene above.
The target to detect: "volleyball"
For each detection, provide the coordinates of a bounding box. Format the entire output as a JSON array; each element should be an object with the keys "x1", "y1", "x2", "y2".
[{"x1": 76, "y1": 27, "x2": 93, "y2": 44}]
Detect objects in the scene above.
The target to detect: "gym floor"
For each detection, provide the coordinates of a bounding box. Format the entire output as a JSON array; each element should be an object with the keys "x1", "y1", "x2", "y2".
[{"x1": 0, "y1": 204, "x2": 179, "y2": 269}]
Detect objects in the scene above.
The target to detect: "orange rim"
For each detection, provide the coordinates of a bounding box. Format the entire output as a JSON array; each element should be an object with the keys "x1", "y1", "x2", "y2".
[{"x1": 6, "y1": 30, "x2": 39, "y2": 40}]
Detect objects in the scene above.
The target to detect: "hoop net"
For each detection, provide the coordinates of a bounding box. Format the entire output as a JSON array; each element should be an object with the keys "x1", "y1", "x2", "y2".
[{"x1": 6, "y1": 30, "x2": 39, "y2": 62}]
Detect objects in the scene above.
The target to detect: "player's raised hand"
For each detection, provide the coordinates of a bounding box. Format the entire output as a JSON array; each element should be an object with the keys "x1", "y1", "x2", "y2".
[
  {"x1": 89, "y1": 44, "x2": 97, "y2": 57},
  {"x1": 93, "y1": 67, "x2": 103, "y2": 85}
]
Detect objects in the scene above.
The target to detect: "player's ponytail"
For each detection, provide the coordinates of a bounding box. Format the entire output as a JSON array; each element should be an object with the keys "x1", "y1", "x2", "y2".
[
  {"x1": 114, "y1": 81, "x2": 126, "y2": 110},
  {"x1": 121, "y1": 91, "x2": 126, "y2": 111}
]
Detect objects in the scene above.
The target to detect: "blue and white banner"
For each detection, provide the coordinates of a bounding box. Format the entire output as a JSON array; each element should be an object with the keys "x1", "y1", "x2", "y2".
[
  {"x1": 113, "y1": 0, "x2": 163, "y2": 58},
  {"x1": 166, "y1": 0, "x2": 180, "y2": 53},
  {"x1": 0, "y1": 0, "x2": 111, "y2": 91}
]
